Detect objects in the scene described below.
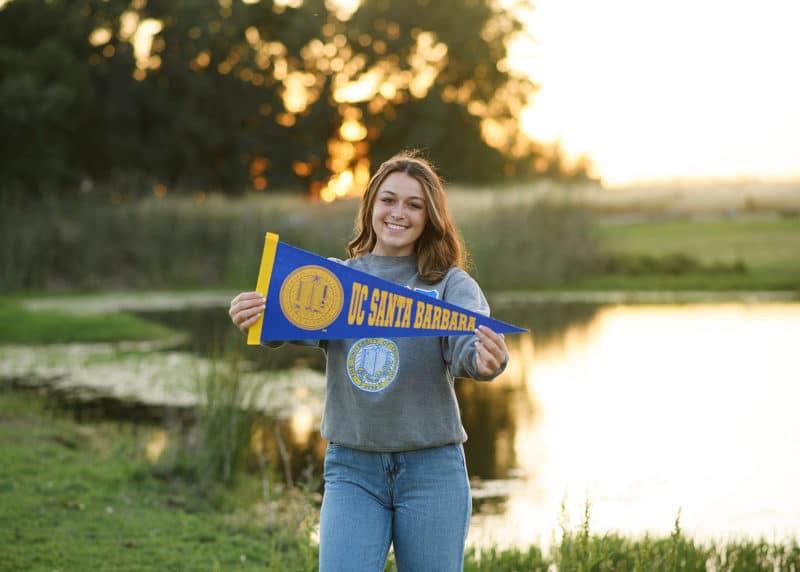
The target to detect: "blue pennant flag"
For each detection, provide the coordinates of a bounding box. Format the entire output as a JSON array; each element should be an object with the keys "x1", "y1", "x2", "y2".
[{"x1": 247, "y1": 233, "x2": 527, "y2": 345}]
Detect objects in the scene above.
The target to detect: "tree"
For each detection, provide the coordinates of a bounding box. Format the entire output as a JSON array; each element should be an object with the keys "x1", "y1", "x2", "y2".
[{"x1": 0, "y1": 0, "x2": 560, "y2": 197}]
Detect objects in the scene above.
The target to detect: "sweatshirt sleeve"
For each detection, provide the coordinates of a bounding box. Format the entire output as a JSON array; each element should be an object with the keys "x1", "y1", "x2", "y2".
[{"x1": 440, "y1": 269, "x2": 507, "y2": 382}]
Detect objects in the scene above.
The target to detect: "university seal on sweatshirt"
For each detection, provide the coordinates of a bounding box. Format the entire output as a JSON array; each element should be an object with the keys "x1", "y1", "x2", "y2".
[{"x1": 346, "y1": 338, "x2": 399, "y2": 392}]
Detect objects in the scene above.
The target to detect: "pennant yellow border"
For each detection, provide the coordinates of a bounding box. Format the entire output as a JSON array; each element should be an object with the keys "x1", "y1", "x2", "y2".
[{"x1": 247, "y1": 232, "x2": 279, "y2": 345}]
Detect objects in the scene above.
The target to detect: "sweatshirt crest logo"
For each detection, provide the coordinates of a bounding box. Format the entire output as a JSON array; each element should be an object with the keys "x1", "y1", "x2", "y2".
[
  {"x1": 347, "y1": 338, "x2": 399, "y2": 392},
  {"x1": 279, "y1": 265, "x2": 344, "y2": 330}
]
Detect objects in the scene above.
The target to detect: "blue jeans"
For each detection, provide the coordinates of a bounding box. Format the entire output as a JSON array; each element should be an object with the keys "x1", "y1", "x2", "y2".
[{"x1": 319, "y1": 443, "x2": 472, "y2": 572}]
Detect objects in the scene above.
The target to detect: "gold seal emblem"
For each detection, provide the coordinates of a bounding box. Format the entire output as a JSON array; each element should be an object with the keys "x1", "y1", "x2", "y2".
[{"x1": 279, "y1": 265, "x2": 344, "y2": 331}]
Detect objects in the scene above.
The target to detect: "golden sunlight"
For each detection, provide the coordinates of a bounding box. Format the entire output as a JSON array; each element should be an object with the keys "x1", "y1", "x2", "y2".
[
  {"x1": 145, "y1": 429, "x2": 168, "y2": 462},
  {"x1": 273, "y1": 0, "x2": 303, "y2": 9},
  {"x1": 333, "y1": 68, "x2": 383, "y2": 103},
  {"x1": 513, "y1": 0, "x2": 800, "y2": 186},
  {"x1": 326, "y1": 0, "x2": 360, "y2": 21},
  {"x1": 469, "y1": 303, "x2": 800, "y2": 549},
  {"x1": 89, "y1": 28, "x2": 112, "y2": 47},
  {"x1": 128, "y1": 16, "x2": 163, "y2": 74},
  {"x1": 339, "y1": 119, "x2": 368, "y2": 142},
  {"x1": 282, "y1": 71, "x2": 317, "y2": 113},
  {"x1": 319, "y1": 157, "x2": 370, "y2": 202},
  {"x1": 290, "y1": 406, "x2": 315, "y2": 447}
]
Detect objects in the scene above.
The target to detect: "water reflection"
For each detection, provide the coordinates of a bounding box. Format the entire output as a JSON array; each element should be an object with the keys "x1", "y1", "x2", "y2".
[
  {"x1": 465, "y1": 303, "x2": 800, "y2": 549},
  {"x1": 35, "y1": 301, "x2": 800, "y2": 549},
  {"x1": 138, "y1": 308, "x2": 327, "y2": 373},
  {"x1": 457, "y1": 302, "x2": 598, "y2": 481}
]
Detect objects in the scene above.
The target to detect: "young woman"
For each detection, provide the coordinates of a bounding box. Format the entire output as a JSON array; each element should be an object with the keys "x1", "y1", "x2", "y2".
[{"x1": 229, "y1": 151, "x2": 508, "y2": 571}]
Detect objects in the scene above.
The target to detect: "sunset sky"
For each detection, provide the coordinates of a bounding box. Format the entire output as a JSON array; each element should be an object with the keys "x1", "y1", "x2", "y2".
[
  {"x1": 4, "y1": 0, "x2": 796, "y2": 188},
  {"x1": 511, "y1": 0, "x2": 800, "y2": 186}
]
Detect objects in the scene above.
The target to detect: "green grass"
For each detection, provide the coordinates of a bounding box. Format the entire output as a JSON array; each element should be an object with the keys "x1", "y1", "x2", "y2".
[
  {"x1": 0, "y1": 389, "x2": 317, "y2": 572},
  {"x1": 0, "y1": 299, "x2": 178, "y2": 344},
  {"x1": 1, "y1": 389, "x2": 798, "y2": 571},
  {"x1": 588, "y1": 217, "x2": 800, "y2": 291},
  {"x1": 598, "y1": 217, "x2": 800, "y2": 274}
]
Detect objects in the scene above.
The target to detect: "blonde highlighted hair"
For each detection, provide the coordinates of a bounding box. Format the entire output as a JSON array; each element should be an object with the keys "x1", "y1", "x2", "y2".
[{"x1": 347, "y1": 151, "x2": 466, "y2": 284}]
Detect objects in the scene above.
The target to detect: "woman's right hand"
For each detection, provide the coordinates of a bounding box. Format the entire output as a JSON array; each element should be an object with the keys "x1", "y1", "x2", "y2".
[{"x1": 229, "y1": 291, "x2": 266, "y2": 334}]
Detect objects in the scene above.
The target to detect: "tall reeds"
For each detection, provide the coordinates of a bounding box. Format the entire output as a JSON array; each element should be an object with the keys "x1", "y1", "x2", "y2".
[
  {"x1": 0, "y1": 193, "x2": 359, "y2": 291},
  {"x1": 151, "y1": 350, "x2": 262, "y2": 488},
  {"x1": 464, "y1": 500, "x2": 800, "y2": 571},
  {"x1": 0, "y1": 189, "x2": 598, "y2": 292},
  {"x1": 457, "y1": 196, "x2": 598, "y2": 290}
]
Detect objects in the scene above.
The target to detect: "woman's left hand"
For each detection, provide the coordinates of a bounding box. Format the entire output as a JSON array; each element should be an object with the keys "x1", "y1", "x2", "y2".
[{"x1": 474, "y1": 325, "x2": 508, "y2": 377}]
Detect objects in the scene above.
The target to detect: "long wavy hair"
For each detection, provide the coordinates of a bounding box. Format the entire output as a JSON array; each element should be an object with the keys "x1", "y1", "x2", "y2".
[{"x1": 347, "y1": 151, "x2": 466, "y2": 284}]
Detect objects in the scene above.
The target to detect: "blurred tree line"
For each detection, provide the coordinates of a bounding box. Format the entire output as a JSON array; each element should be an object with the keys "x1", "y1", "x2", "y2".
[{"x1": 0, "y1": 0, "x2": 588, "y2": 199}]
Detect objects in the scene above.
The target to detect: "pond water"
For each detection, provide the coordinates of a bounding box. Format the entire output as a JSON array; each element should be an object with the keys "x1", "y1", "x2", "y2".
[
  {"x1": 136, "y1": 300, "x2": 800, "y2": 548},
  {"x1": 9, "y1": 298, "x2": 799, "y2": 549},
  {"x1": 467, "y1": 301, "x2": 800, "y2": 549}
]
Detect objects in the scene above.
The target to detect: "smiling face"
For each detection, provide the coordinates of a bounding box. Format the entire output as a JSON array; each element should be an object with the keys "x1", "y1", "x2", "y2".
[{"x1": 370, "y1": 171, "x2": 427, "y2": 257}]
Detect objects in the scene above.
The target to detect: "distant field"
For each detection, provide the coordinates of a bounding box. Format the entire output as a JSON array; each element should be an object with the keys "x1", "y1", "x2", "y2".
[
  {"x1": 450, "y1": 181, "x2": 800, "y2": 291},
  {"x1": 575, "y1": 216, "x2": 800, "y2": 291},
  {"x1": 450, "y1": 179, "x2": 800, "y2": 219},
  {"x1": 598, "y1": 217, "x2": 799, "y2": 268}
]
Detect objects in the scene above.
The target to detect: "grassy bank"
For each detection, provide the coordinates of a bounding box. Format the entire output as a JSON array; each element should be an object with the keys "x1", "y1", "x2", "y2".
[
  {"x1": 0, "y1": 299, "x2": 178, "y2": 344},
  {"x1": 2, "y1": 388, "x2": 798, "y2": 571},
  {"x1": 0, "y1": 389, "x2": 317, "y2": 572}
]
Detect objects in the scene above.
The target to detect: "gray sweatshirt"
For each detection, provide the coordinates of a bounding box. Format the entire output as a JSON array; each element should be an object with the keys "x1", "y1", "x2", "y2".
[{"x1": 314, "y1": 253, "x2": 505, "y2": 452}]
